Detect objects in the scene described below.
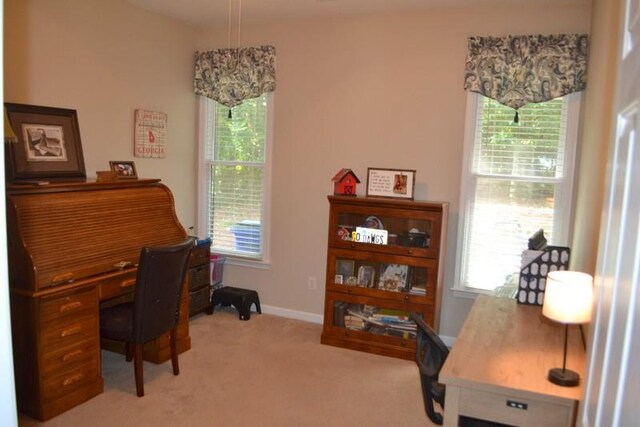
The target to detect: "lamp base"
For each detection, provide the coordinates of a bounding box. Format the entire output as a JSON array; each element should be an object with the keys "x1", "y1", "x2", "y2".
[{"x1": 548, "y1": 368, "x2": 580, "y2": 387}]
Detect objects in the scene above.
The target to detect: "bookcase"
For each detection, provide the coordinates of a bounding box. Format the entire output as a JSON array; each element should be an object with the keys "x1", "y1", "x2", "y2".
[{"x1": 321, "y1": 195, "x2": 448, "y2": 360}]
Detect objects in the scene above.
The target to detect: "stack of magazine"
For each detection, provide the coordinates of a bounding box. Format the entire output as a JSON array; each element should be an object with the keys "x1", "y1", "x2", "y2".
[{"x1": 333, "y1": 303, "x2": 416, "y2": 337}]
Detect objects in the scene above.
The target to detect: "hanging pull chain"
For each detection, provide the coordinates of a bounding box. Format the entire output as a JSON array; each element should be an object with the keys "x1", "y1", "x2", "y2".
[
  {"x1": 237, "y1": 0, "x2": 242, "y2": 49},
  {"x1": 227, "y1": 0, "x2": 232, "y2": 50}
]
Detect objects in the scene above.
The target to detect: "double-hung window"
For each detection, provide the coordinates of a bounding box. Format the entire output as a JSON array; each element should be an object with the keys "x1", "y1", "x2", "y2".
[
  {"x1": 198, "y1": 93, "x2": 272, "y2": 262},
  {"x1": 454, "y1": 93, "x2": 581, "y2": 292}
]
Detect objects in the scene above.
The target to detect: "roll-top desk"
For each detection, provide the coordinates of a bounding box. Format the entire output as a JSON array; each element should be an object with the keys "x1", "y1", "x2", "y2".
[{"x1": 6, "y1": 179, "x2": 191, "y2": 420}]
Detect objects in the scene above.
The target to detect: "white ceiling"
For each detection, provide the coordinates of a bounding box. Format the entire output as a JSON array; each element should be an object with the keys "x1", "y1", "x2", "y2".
[{"x1": 125, "y1": 0, "x2": 588, "y2": 29}]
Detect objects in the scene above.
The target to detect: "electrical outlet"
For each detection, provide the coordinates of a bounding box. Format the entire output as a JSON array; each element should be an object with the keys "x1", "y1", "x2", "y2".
[{"x1": 308, "y1": 276, "x2": 317, "y2": 290}]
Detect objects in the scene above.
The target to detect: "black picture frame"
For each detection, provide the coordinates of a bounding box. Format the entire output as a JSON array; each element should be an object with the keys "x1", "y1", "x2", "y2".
[{"x1": 4, "y1": 103, "x2": 86, "y2": 182}]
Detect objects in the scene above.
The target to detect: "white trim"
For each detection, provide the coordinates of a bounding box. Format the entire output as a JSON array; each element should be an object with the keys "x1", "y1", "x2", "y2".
[
  {"x1": 260, "y1": 93, "x2": 275, "y2": 264},
  {"x1": 196, "y1": 96, "x2": 210, "y2": 239},
  {"x1": 260, "y1": 304, "x2": 324, "y2": 324},
  {"x1": 197, "y1": 94, "x2": 274, "y2": 264},
  {"x1": 224, "y1": 256, "x2": 271, "y2": 270},
  {"x1": 453, "y1": 92, "x2": 582, "y2": 294},
  {"x1": 256, "y1": 305, "x2": 456, "y2": 346},
  {"x1": 452, "y1": 93, "x2": 480, "y2": 294}
]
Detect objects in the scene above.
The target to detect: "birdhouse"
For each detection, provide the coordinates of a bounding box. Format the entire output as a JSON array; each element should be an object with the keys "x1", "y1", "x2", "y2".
[{"x1": 331, "y1": 168, "x2": 360, "y2": 196}]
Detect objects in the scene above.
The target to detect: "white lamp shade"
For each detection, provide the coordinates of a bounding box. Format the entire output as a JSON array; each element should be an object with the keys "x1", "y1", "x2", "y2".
[{"x1": 542, "y1": 271, "x2": 594, "y2": 324}]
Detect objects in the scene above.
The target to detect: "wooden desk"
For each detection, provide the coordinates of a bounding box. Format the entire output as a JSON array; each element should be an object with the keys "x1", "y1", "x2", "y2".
[
  {"x1": 440, "y1": 295, "x2": 584, "y2": 427},
  {"x1": 6, "y1": 180, "x2": 191, "y2": 421}
]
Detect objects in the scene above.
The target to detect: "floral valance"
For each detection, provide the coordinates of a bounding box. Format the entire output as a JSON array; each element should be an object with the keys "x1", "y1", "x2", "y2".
[
  {"x1": 463, "y1": 34, "x2": 588, "y2": 111},
  {"x1": 194, "y1": 45, "x2": 276, "y2": 109}
]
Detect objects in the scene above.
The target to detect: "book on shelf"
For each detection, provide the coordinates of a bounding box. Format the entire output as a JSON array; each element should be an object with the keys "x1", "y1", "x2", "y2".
[
  {"x1": 409, "y1": 284, "x2": 426, "y2": 296},
  {"x1": 371, "y1": 308, "x2": 410, "y2": 321}
]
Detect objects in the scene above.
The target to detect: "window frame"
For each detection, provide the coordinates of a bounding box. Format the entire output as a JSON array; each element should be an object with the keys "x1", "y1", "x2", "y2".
[
  {"x1": 453, "y1": 92, "x2": 582, "y2": 296},
  {"x1": 197, "y1": 94, "x2": 274, "y2": 268}
]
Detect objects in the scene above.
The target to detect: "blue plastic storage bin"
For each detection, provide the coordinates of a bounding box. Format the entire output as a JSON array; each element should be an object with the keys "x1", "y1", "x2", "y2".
[{"x1": 230, "y1": 220, "x2": 261, "y2": 252}]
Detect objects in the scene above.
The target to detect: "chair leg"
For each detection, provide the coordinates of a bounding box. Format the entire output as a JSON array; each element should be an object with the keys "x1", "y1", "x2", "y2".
[
  {"x1": 133, "y1": 343, "x2": 144, "y2": 397},
  {"x1": 170, "y1": 328, "x2": 179, "y2": 375},
  {"x1": 125, "y1": 342, "x2": 133, "y2": 362}
]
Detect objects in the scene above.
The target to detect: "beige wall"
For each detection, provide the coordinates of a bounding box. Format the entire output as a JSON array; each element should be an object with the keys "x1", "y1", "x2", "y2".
[
  {"x1": 571, "y1": 0, "x2": 620, "y2": 274},
  {"x1": 196, "y1": 4, "x2": 592, "y2": 335},
  {"x1": 4, "y1": 0, "x2": 594, "y2": 337},
  {"x1": 3, "y1": 0, "x2": 198, "y2": 224}
]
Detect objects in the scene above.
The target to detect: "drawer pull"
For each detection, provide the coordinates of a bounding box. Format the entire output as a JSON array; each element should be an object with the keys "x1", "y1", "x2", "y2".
[
  {"x1": 120, "y1": 278, "x2": 136, "y2": 288},
  {"x1": 407, "y1": 250, "x2": 413, "y2": 255},
  {"x1": 404, "y1": 295, "x2": 409, "y2": 301},
  {"x1": 506, "y1": 400, "x2": 528, "y2": 410},
  {"x1": 60, "y1": 325, "x2": 82, "y2": 337},
  {"x1": 62, "y1": 373, "x2": 84, "y2": 387},
  {"x1": 51, "y1": 272, "x2": 73, "y2": 284},
  {"x1": 62, "y1": 349, "x2": 84, "y2": 362},
  {"x1": 59, "y1": 301, "x2": 82, "y2": 313}
]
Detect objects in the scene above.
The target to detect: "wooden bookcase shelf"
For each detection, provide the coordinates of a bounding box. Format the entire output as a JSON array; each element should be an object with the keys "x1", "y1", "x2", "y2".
[{"x1": 321, "y1": 195, "x2": 448, "y2": 360}]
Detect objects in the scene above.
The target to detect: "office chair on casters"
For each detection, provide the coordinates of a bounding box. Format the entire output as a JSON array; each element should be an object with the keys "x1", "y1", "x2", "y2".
[
  {"x1": 410, "y1": 312, "x2": 449, "y2": 425},
  {"x1": 100, "y1": 237, "x2": 194, "y2": 397},
  {"x1": 410, "y1": 313, "x2": 512, "y2": 427}
]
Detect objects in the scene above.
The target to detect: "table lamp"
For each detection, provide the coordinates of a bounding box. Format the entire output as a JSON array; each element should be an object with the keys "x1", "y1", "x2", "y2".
[{"x1": 542, "y1": 270, "x2": 593, "y2": 387}]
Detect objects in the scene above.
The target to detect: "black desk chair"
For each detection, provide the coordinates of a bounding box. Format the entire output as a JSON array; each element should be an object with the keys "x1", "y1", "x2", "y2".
[
  {"x1": 410, "y1": 313, "x2": 511, "y2": 427},
  {"x1": 411, "y1": 312, "x2": 449, "y2": 425},
  {"x1": 100, "y1": 238, "x2": 194, "y2": 397}
]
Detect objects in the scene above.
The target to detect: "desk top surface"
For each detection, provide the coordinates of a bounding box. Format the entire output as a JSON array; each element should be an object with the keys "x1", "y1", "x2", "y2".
[{"x1": 441, "y1": 295, "x2": 585, "y2": 403}]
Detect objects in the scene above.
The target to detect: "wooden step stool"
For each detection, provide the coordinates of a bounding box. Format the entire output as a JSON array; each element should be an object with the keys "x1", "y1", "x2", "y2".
[{"x1": 209, "y1": 286, "x2": 261, "y2": 320}]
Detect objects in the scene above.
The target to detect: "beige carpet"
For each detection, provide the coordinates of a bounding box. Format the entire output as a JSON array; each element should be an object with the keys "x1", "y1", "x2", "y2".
[{"x1": 18, "y1": 308, "x2": 435, "y2": 427}]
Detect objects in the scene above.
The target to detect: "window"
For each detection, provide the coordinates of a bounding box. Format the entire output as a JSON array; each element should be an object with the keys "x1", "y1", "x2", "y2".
[
  {"x1": 198, "y1": 93, "x2": 272, "y2": 262},
  {"x1": 454, "y1": 93, "x2": 581, "y2": 292}
]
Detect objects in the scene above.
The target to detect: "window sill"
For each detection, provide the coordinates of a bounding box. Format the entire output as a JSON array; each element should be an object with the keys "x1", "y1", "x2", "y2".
[
  {"x1": 225, "y1": 256, "x2": 271, "y2": 270},
  {"x1": 451, "y1": 287, "x2": 493, "y2": 299}
]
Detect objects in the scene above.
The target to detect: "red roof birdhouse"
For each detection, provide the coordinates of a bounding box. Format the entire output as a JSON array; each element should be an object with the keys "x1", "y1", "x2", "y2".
[{"x1": 332, "y1": 168, "x2": 360, "y2": 196}]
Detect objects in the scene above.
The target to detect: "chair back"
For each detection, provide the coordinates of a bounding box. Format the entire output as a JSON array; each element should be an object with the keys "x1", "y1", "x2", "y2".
[
  {"x1": 132, "y1": 238, "x2": 194, "y2": 343},
  {"x1": 410, "y1": 312, "x2": 449, "y2": 425},
  {"x1": 411, "y1": 313, "x2": 449, "y2": 379}
]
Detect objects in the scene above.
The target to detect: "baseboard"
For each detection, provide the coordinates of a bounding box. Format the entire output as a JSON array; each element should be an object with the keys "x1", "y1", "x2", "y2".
[
  {"x1": 260, "y1": 304, "x2": 324, "y2": 324},
  {"x1": 258, "y1": 304, "x2": 456, "y2": 345}
]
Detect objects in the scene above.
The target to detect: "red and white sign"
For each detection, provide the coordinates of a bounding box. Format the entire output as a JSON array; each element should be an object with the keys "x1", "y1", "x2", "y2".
[{"x1": 134, "y1": 109, "x2": 167, "y2": 158}]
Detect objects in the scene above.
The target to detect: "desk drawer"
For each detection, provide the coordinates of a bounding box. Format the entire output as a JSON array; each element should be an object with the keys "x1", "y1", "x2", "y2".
[
  {"x1": 189, "y1": 286, "x2": 211, "y2": 315},
  {"x1": 188, "y1": 264, "x2": 210, "y2": 291},
  {"x1": 41, "y1": 313, "x2": 98, "y2": 353},
  {"x1": 42, "y1": 336, "x2": 99, "y2": 376},
  {"x1": 189, "y1": 244, "x2": 210, "y2": 268},
  {"x1": 459, "y1": 387, "x2": 576, "y2": 427},
  {"x1": 98, "y1": 272, "x2": 137, "y2": 301},
  {"x1": 40, "y1": 287, "x2": 97, "y2": 324},
  {"x1": 42, "y1": 357, "x2": 100, "y2": 402}
]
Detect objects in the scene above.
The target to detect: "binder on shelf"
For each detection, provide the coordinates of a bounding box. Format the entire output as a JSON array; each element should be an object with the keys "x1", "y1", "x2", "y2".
[{"x1": 518, "y1": 246, "x2": 570, "y2": 306}]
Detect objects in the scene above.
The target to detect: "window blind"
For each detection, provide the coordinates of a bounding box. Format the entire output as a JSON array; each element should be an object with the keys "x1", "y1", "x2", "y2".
[
  {"x1": 461, "y1": 96, "x2": 571, "y2": 290},
  {"x1": 203, "y1": 95, "x2": 268, "y2": 257}
]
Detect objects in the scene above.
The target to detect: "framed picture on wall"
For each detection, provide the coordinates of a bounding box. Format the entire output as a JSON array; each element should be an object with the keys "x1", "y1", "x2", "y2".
[{"x1": 4, "y1": 103, "x2": 86, "y2": 182}]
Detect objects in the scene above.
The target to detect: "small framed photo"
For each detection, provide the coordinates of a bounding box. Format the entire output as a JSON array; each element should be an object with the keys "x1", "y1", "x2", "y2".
[
  {"x1": 377, "y1": 264, "x2": 409, "y2": 291},
  {"x1": 336, "y1": 259, "x2": 355, "y2": 277},
  {"x1": 357, "y1": 265, "x2": 376, "y2": 288},
  {"x1": 334, "y1": 275, "x2": 343, "y2": 284},
  {"x1": 366, "y1": 168, "x2": 416, "y2": 200},
  {"x1": 109, "y1": 160, "x2": 138, "y2": 179},
  {"x1": 346, "y1": 276, "x2": 358, "y2": 286}
]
